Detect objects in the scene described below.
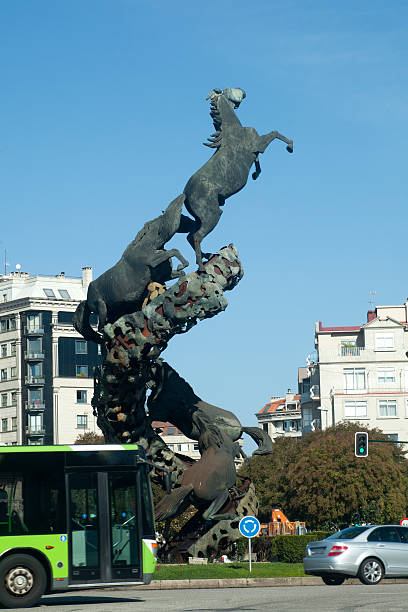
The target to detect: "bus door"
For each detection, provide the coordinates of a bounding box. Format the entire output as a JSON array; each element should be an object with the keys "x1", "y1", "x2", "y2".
[{"x1": 67, "y1": 470, "x2": 141, "y2": 583}]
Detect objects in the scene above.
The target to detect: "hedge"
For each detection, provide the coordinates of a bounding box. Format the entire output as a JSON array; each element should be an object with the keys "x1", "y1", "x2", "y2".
[{"x1": 252, "y1": 532, "x2": 333, "y2": 563}]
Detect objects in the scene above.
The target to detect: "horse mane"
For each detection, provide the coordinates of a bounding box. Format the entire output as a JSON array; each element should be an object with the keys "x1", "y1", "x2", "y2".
[
  {"x1": 203, "y1": 93, "x2": 223, "y2": 150},
  {"x1": 203, "y1": 89, "x2": 244, "y2": 150}
]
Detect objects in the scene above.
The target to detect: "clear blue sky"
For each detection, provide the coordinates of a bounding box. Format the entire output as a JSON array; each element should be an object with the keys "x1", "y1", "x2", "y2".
[{"x1": 1, "y1": 1, "x2": 407, "y2": 446}]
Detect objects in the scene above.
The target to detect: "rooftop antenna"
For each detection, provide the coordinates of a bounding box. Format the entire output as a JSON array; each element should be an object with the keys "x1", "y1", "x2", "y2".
[
  {"x1": 369, "y1": 290, "x2": 377, "y2": 310},
  {"x1": 3, "y1": 250, "x2": 9, "y2": 276}
]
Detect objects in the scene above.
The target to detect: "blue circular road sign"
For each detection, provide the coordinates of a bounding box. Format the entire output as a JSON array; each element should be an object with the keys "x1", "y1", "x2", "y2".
[{"x1": 239, "y1": 516, "x2": 260, "y2": 538}]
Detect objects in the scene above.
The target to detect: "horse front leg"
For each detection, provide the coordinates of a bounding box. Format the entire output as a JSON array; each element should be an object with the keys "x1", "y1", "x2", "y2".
[
  {"x1": 252, "y1": 155, "x2": 261, "y2": 180},
  {"x1": 150, "y1": 249, "x2": 189, "y2": 278},
  {"x1": 258, "y1": 130, "x2": 293, "y2": 153}
]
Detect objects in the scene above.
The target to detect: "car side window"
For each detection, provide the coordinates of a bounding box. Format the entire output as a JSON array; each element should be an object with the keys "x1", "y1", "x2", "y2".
[
  {"x1": 367, "y1": 527, "x2": 400, "y2": 542},
  {"x1": 397, "y1": 527, "x2": 408, "y2": 543}
]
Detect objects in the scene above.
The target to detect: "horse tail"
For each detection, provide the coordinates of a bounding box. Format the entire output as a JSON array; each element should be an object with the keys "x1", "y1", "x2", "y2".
[
  {"x1": 73, "y1": 300, "x2": 103, "y2": 344},
  {"x1": 242, "y1": 426, "x2": 273, "y2": 455}
]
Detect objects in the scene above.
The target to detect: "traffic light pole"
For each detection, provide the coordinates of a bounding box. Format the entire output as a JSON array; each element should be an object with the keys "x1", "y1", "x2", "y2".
[{"x1": 369, "y1": 439, "x2": 408, "y2": 444}]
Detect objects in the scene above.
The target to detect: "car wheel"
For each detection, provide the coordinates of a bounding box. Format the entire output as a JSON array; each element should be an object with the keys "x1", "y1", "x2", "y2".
[
  {"x1": 358, "y1": 557, "x2": 384, "y2": 585},
  {"x1": 0, "y1": 554, "x2": 46, "y2": 608},
  {"x1": 322, "y1": 574, "x2": 346, "y2": 585}
]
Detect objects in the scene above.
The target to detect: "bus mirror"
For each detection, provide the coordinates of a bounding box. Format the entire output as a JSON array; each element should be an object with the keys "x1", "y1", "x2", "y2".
[{"x1": 164, "y1": 472, "x2": 172, "y2": 494}]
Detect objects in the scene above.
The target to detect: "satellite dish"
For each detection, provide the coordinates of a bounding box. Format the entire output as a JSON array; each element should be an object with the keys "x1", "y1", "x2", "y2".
[{"x1": 15, "y1": 264, "x2": 21, "y2": 270}]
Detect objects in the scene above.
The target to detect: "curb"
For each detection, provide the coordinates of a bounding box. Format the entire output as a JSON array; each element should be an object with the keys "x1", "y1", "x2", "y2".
[{"x1": 134, "y1": 576, "x2": 408, "y2": 590}]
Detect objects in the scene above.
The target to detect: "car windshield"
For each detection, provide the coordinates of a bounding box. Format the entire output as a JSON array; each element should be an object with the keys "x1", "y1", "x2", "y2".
[{"x1": 325, "y1": 526, "x2": 371, "y2": 540}]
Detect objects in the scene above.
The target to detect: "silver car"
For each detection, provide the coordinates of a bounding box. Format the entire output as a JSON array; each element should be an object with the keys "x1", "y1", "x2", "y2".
[{"x1": 303, "y1": 525, "x2": 408, "y2": 585}]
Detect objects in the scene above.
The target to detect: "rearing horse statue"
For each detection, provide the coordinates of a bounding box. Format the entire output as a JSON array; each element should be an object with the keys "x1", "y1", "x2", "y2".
[{"x1": 183, "y1": 88, "x2": 293, "y2": 270}]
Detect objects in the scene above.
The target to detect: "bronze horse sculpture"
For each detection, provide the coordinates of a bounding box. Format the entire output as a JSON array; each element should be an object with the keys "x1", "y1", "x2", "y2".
[
  {"x1": 73, "y1": 194, "x2": 189, "y2": 342},
  {"x1": 155, "y1": 424, "x2": 240, "y2": 522},
  {"x1": 148, "y1": 361, "x2": 273, "y2": 456},
  {"x1": 183, "y1": 87, "x2": 293, "y2": 269}
]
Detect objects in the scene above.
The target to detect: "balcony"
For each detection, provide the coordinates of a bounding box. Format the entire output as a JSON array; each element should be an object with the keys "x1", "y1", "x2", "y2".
[
  {"x1": 24, "y1": 327, "x2": 44, "y2": 335},
  {"x1": 340, "y1": 346, "x2": 365, "y2": 357},
  {"x1": 25, "y1": 376, "x2": 45, "y2": 385},
  {"x1": 333, "y1": 387, "x2": 408, "y2": 396},
  {"x1": 24, "y1": 352, "x2": 44, "y2": 360},
  {"x1": 25, "y1": 402, "x2": 45, "y2": 411},
  {"x1": 26, "y1": 427, "x2": 45, "y2": 436}
]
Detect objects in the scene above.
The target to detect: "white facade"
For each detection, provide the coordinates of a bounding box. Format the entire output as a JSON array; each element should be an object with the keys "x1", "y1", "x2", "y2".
[
  {"x1": 256, "y1": 391, "x2": 302, "y2": 442},
  {"x1": 0, "y1": 267, "x2": 102, "y2": 445},
  {"x1": 313, "y1": 300, "x2": 408, "y2": 444}
]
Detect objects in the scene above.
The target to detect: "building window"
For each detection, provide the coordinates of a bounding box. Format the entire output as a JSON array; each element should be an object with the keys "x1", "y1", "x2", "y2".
[
  {"x1": 344, "y1": 368, "x2": 366, "y2": 392},
  {"x1": 177, "y1": 444, "x2": 182, "y2": 451},
  {"x1": 1, "y1": 369, "x2": 6, "y2": 381},
  {"x1": 193, "y1": 443, "x2": 199, "y2": 451},
  {"x1": 375, "y1": 333, "x2": 394, "y2": 350},
  {"x1": 167, "y1": 444, "x2": 174, "y2": 450},
  {"x1": 27, "y1": 314, "x2": 42, "y2": 332},
  {"x1": 28, "y1": 363, "x2": 42, "y2": 380},
  {"x1": 1, "y1": 345, "x2": 6, "y2": 358},
  {"x1": 1, "y1": 394, "x2": 7, "y2": 407},
  {"x1": 10, "y1": 318, "x2": 16, "y2": 330},
  {"x1": 75, "y1": 340, "x2": 87, "y2": 355},
  {"x1": 28, "y1": 338, "x2": 42, "y2": 356},
  {"x1": 76, "y1": 390, "x2": 87, "y2": 404},
  {"x1": 29, "y1": 389, "x2": 42, "y2": 406},
  {"x1": 10, "y1": 367, "x2": 16, "y2": 379},
  {"x1": 388, "y1": 434, "x2": 398, "y2": 442},
  {"x1": 301, "y1": 379, "x2": 311, "y2": 393},
  {"x1": 76, "y1": 365, "x2": 88, "y2": 378},
  {"x1": 262, "y1": 423, "x2": 268, "y2": 433},
  {"x1": 77, "y1": 415, "x2": 88, "y2": 429},
  {"x1": 11, "y1": 392, "x2": 16, "y2": 405},
  {"x1": 28, "y1": 413, "x2": 43, "y2": 433},
  {"x1": 167, "y1": 427, "x2": 175, "y2": 435},
  {"x1": 344, "y1": 400, "x2": 367, "y2": 418},
  {"x1": 43, "y1": 288, "x2": 56, "y2": 298},
  {"x1": 1, "y1": 419, "x2": 7, "y2": 432},
  {"x1": 58, "y1": 289, "x2": 71, "y2": 299},
  {"x1": 10, "y1": 342, "x2": 16, "y2": 356},
  {"x1": 378, "y1": 399, "x2": 397, "y2": 417},
  {"x1": 11, "y1": 417, "x2": 17, "y2": 431},
  {"x1": 377, "y1": 367, "x2": 396, "y2": 385}
]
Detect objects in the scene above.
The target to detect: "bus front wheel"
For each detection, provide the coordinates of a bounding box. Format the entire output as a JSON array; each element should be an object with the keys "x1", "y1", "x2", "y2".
[{"x1": 0, "y1": 554, "x2": 46, "y2": 608}]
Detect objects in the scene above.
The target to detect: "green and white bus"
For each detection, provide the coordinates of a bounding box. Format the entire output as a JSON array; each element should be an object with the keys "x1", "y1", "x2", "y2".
[{"x1": 0, "y1": 444, "x2": 158, "y2": 608}]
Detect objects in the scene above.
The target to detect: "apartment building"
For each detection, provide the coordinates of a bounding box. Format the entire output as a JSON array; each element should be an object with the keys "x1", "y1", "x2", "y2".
[
  {"x1": 312, "y1": 299, "x2": 408, "y2": 442},
  {"x1": 0, "y1": 267, "x2": 102, "y2": 445},
  {"x1": 256, "y1": 390, "x2": 302, "y2": 441}
]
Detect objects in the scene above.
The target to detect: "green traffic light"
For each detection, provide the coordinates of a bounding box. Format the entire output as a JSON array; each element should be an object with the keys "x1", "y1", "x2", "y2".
[{"x1": 360, "y1": 447, "x2": 364, "y2": 453}]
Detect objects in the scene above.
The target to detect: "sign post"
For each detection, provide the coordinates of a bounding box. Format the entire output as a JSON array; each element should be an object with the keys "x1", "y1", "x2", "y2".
[{"x1": 238, "y1": 516, "x2": 260, "y2": 572}]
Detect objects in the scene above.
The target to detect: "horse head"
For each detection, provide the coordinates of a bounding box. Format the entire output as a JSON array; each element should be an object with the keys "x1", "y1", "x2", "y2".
[{"x1": 207, "y1": 87, "x2": 246, "y2": 110}]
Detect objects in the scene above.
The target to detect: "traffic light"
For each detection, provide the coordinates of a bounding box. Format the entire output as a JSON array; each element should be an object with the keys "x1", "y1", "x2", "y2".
[{"x1": 355, "y1": 432, "x2": 368, "y2": 457}]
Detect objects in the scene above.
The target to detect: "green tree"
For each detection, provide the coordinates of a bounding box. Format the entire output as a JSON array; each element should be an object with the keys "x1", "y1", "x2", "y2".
[
  {"x1": 74, "y1": 431, "x2": 105, "y2": 444},
  {"x1": 240, "y1": 423, "x2": 408, "y2": 529},
  {"x1": 239, "y1": 436, "x2": 298, "y2": 521}
]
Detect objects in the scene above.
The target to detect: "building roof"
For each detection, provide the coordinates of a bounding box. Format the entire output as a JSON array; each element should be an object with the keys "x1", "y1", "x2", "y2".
[
  {"x1": 318, "y1": 322, "x2": 362, "y2": 332},
  {"x1": 151, "y1": 420, "x2": 182, "y2": 435},
  {"x1": 257, "y1": 395, "x2": 300, "y2": 415}
]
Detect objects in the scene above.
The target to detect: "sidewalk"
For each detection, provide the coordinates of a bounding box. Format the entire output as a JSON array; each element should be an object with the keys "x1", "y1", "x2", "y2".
[{"x1": 135, "y1": 576, "x2": 408, "y2": 590}]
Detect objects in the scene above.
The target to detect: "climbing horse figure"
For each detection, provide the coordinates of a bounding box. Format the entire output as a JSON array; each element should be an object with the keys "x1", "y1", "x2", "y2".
[{"x1": 182, "y1": 87, "x2": 293, "y2": 270}]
